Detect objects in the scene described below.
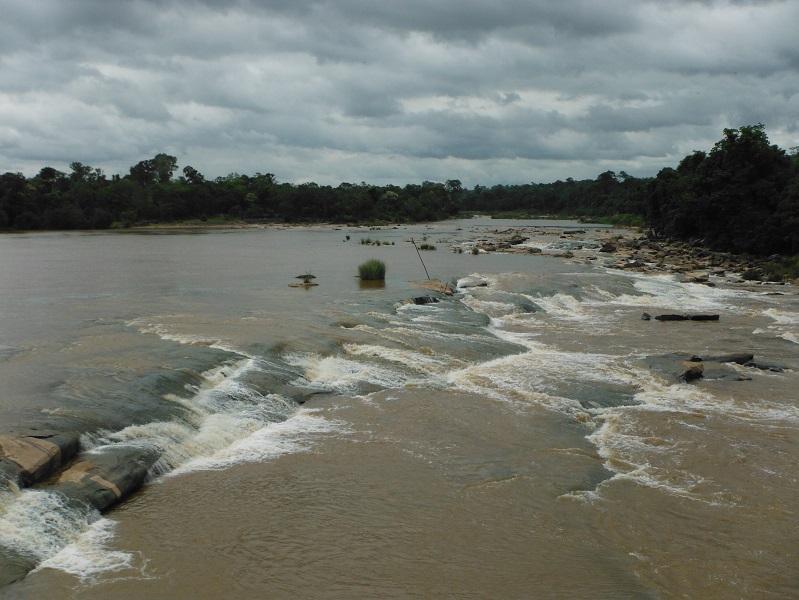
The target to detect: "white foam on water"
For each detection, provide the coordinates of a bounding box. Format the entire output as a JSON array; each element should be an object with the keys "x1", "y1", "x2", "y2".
[
  {"x1": 0, "y1": 489, "x2": 102, "y2": 565},
  {"x1": 583, "y1": 366, "x2": 799, "y2": 503},
  {"x1": 606, "y1": 271, "x2": 751, "y2": 312},
  {"x1": 87, "y1": 359, "x2": 296, "y2": 477},
  {"x1": 36, "y1": 518, "x2": 141, "y2": 582},
  {"x1": 763, "y1": 308, "x2": 799, "y2": 325},
  {"x1": 285, "y1": 351, "x2": 413, "y2": 393},
  {"x1": 127, "y1": 317, "x2": 253, "y2": 358},
  {"x1": 0, "y1": 352, "x2": 311, "y2": 581},
  {"x1": 760, "y1": 308, "x2": 799, "y2": 344},
  {"x1": 169, "y1": 409, "x2": 344, "y2": 473},
  {"x1": 781, "y1": 332, "x2": 799, "y2": 344},
  {"x1": 388, "y1": 325, "x2": 490, "y2": 343},
  {"x1": 343, "y1": 343, "x2": 460, "y2": 375},
  {"x1": 521, "y1": 293, "x2": 596, "y2": 322},
  {"x1": 460, "y1": 295, "x2": 518, "y2": 318},
  {"x1": 445, "y1": 326, "x2": 637, "y2": 418}
]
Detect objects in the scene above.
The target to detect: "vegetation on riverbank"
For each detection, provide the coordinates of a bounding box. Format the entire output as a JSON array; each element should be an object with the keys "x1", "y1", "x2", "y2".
[{"x1": 1, "y1": 125, "x2": 796, "y2": 256}]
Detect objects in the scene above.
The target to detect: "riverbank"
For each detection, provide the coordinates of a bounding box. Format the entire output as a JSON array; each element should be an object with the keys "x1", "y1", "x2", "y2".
[{"x1": 456, "y1": 224, "x2": 799, "y2": 286}]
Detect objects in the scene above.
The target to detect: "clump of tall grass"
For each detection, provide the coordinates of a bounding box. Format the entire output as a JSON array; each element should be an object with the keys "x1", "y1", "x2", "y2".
[
  {"x1": 360, "y1": 238, "x2": 394, "y2": 246},
  {"x1": 358, "y1": 259, "x2": 386, "y2": 280}
]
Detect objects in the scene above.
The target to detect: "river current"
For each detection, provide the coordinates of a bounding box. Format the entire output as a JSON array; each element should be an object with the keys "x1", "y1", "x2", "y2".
[{"x1": 0, "y1": 218, "x2": 797, "y2": 598}]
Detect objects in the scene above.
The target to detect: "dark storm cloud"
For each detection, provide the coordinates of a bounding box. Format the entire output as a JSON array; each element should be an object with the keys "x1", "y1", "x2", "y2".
[{"x1": 0, "y1": 0, "x2": 796, "y2": 184}]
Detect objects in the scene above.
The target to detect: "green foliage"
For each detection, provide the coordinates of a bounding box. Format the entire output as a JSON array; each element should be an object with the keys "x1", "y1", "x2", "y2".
[
  {"x1": 647, "y1": 124, "x2": 798, "y2": 255},
  {"x1": 418, "y1": 243, "x2": 436, "y2": 250},
  {"x1": 760, "y1": 256, "x2": 799, "y2": 281},
  {"x1": 588, "y1": 213, "x2": 646, "y2": 227},
  {"x1": 358, "y1": 259, "x2": 386, "y2": 280},
  {"x1": 2, "y1": 126, "x2": 797, "y2": 258}
]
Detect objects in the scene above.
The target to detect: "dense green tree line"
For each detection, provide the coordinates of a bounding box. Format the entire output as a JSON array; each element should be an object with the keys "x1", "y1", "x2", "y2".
[{"x1": 1, "y1": 125, "x2": 797, "y2": 255}]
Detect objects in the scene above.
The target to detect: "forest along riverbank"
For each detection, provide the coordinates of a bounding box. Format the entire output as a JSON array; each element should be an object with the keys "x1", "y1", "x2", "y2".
[{"x1": 0, "y1": 218, "x2": 797, "y2": 598}]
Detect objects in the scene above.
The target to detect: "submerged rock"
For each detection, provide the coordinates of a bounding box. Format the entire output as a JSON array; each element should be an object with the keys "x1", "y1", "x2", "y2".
[{"x1": 701, "y1": 353, "x2": 754, "y2": 364}]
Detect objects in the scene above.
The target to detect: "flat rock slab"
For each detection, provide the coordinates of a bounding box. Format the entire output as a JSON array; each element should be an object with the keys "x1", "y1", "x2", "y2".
[
  {"x1": 0, "y1": 433, "x2": 79, "y2": 487},
  {"x1": 654, "y1": 314, "x2": 720, "y2": 321}
]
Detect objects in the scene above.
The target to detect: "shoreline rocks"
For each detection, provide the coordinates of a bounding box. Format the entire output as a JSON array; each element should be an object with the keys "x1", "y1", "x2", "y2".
[{"x1": 0, "y1": 433, "x2": 79, "y2": 489}]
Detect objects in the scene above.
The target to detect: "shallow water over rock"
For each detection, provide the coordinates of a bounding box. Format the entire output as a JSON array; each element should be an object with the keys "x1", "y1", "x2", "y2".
[{"x1": 0, "y1": 219, "x2": 797, "y2": 598}]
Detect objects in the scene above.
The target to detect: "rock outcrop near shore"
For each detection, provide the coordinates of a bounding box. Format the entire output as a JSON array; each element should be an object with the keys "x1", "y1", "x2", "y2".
[
  {"x1": 0, "y1": 433, "x2": 79, "y2": 488},
  {"x1": 0, "y1": 436, "x2": 154, "y2": 586},
  {"x1": 644, "y1": 352, "x2": 783, "y2": 384}
]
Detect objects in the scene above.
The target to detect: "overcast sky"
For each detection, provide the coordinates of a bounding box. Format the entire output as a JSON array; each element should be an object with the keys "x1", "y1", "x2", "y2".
[{"x1": 1, "y1": 0, "x2": 797, "y2": 185}]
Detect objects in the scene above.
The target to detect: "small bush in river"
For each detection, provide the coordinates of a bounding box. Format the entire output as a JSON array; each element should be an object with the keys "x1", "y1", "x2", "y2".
[{"x1": 358, "y1": 259, "x2": 386, "y2": 280}]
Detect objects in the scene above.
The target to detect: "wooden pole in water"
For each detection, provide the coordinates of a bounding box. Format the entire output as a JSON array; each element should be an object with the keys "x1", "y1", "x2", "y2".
[{"x1": 410, "y1": 237, "x2": 431, "y2": 280}]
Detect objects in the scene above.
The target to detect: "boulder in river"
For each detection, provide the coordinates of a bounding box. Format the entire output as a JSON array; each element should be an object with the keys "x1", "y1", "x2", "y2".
[
  {"x1": 410, "y1": 295, "x2": 440, "y2": 305},
  {"x1": 50, "y1": 447, "x2": 153, "y2": 513},
  {"x1": 0, "y1": 432, "x2": 79, "y2": 488},
  {"x1": 679, "y1": 360, "x2": 704, "y2": 382},
  {"x1": 599, "y1": 242, "x2": 617, "y2": 253}
]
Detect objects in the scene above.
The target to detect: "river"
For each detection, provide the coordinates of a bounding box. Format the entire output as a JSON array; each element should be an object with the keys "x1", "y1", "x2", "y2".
[{"x1": 0, "y1": 218, "x2": 797, "y2": 598}]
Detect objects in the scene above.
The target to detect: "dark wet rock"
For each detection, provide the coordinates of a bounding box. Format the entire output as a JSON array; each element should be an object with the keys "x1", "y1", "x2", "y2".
[
  {"x1": 679, "y1": 361, "x2": 704, "y2": 382},
  {"x1": 742, "y1": 268, "x2": 763, "y2": 281},
  {"x1": 518, "y1": 301, "x2": 538, "y2": 313},
  {"x1": 701, "y1": 353, "x2": 754, "y2": 364},
  {"x1": 50, "y1": 448, "x2": 153, "y2": 513},
  {"x1": 599, "y1": 242, "x2": 617, "y2": 253},
  {"x1": 654, "y1": 314, "x2": 688, "y2": 321},
  {"x1": 641, "y1": 312, "x2": 652, "y2": 321},
  {"x1": 0, "y1": 546, "x2": 37, "y2": 588},
  {"x1": 0, "y1": 432, "x2": 79, "y2": 488},
  {"x1": 682, "y1": 271, "x2": 709, "y2": 283},
  {"x1": 645, "y1": 352, "x2": 765, "y2": 384},
  {"x1": 620, "y1": 260, "x2": 646, "y2": 269},
  {"x1": 744, "y1": 360, "x2": 784, "y2": 373},
  {"x1": 654, "y1": 314, "x2": 719, "y2": 322},
  {"x1": 411, "y1": 295, "x2": 440, "y2": 305},
  {"x1": 701, "y1": 364, "x2": 752, "y2": 381}
]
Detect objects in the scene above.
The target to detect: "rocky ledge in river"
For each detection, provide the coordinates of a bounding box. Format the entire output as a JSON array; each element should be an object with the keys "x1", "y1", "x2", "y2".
[
  {"x1": 641, "y1": 313, "x2": 720, "y2": 322},
  {"x1": 644, "y1": 352, "x2": 785, "y2": 384},
  {"x1": 595, "y1": 233, "x2": 798, "y2": 285},
  {"x1": 0, "y1": 435, "x2": 158, "y2": 587}
]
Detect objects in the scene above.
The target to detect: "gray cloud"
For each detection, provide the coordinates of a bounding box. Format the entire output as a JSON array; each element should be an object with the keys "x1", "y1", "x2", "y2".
[{"x1": 0, "y1": 0, "x2": 797, "y2": 185}]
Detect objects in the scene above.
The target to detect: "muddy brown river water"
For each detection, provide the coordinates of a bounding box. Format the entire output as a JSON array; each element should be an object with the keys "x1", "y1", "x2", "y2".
[{"x1": 0, "y1": 219, "x2": 797, "y2": 598}]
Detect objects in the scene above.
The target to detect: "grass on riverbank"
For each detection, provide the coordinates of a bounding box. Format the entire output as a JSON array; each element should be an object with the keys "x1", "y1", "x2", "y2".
[{"x1": 760, "y1": 256, "x2": 799, "y2": 281}]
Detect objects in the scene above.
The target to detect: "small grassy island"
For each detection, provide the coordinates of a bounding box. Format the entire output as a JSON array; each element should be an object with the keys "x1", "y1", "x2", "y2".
[{"x1": 358, "y1": 259, "x2": 386, "y2": 281}]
